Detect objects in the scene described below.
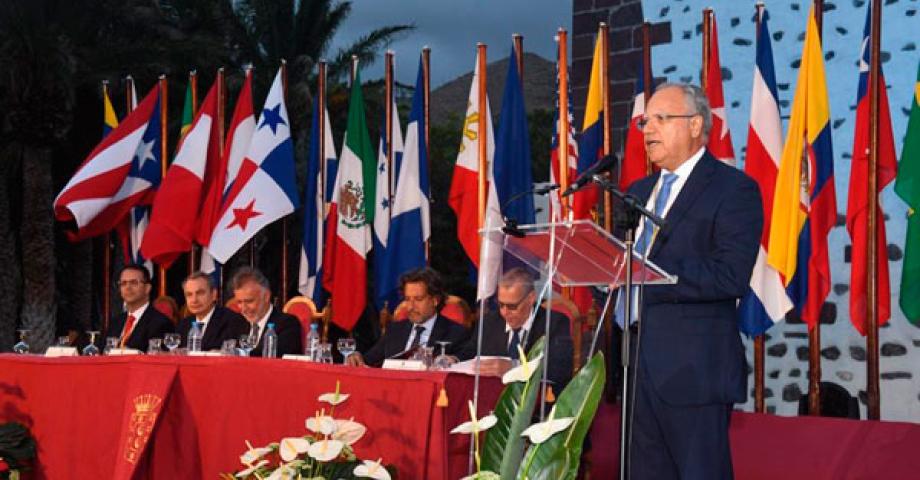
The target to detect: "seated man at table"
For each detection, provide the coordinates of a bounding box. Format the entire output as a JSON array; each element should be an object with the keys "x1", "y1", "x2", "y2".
[
  {"x1": 231, "y1": 267, "x2": 302, "y2": 357},
  {"x1": 455, "y1": 268, "x2": 573, "y2": 393},
  {"x1": 106, "y1": 264, "x2": 174, "y2": 351},
  {"x1": 178, "y1": 271, "x2": 249, "y2": 351},
  {"x1": 347, "y1": 267, "x2": 469, "y2": 367}
]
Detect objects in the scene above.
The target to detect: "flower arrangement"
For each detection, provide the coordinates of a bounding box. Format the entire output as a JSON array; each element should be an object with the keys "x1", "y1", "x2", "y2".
[
  {"x1": 0, "y1": 422, "x2": 36, "y2": 480},
  {"x1": 224, "y1": 382, "x2": 396, "y2": 480},
  {"x1": 451, "y1": 338, "x2": 606, "y2": 480}
]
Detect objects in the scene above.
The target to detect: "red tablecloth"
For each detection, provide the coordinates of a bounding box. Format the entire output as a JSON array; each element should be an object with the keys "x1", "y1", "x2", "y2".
[{"x1": 0, "y1": 354, "x2": 503, "y2": 480}]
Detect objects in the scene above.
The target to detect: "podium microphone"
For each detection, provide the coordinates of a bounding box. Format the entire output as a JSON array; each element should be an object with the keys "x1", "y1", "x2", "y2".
[
  {"x1": 561, "y1": 154, "x2": 619, "y2": 197},
  {"x1": 501, "y1": 184, "x2": 560, "y2": 238}
]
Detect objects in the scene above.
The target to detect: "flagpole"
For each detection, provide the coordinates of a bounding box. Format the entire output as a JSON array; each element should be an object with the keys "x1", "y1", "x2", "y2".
[
  {"x1": 600, "y1": 23, "x2": 612, "y2": 233},
  {"x1": 215, "y1": 68, "x2": 226, "y2": 297},
  {"x1": 157, "y1": 75, "x2": 168, "y2": 297},
  {"x1": 477, "y1": 44, "x2": 487, "y2": 236},
  {"x1": 385, "y1": 51, "x2": 395, "y2": 223},
  {"x1": 752, "y1": 3, "x2": 767, "y2": 415},
  {"x1": 248, "y1": 66, "x2": 257, "y2": 269},
  {"x1": 702, "y1": 8, "x2": 712, "y2": 89},
  {"x1": 866, "y1": 0, "x2": 882, "y2": 421},
  {"x1": 318, "y1": 60, "x2": 328, "y2": 220},
  {"x1": 557, "y1": 28, "x2": 571, "y2": 218},
  {"x1": 188, "y1": 70, "x2": 199, "y2": 277},
  {"x1": 513, "y1": 34, "x2": 524, "y2": 85},
  {"x1": 422, "y1": 47, "x2": 431, "y2": 262},
  {"x1": 101, "y1": 80, "x2": 113, "y2": 333},
  {"x1": 808, "y1": 0, "x2": 824, "y2": 417},
  {"x1": 280, "y1": 59, "x2": 290, "y2": 305},
  {"x1": 641, "y1": 21, "x2": 653, "y2": 176}
]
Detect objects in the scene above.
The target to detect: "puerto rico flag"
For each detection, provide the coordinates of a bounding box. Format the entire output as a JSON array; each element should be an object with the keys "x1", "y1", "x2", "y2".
[{"x1": 299, "y1": 100, "x2": 337, "y2": 305}]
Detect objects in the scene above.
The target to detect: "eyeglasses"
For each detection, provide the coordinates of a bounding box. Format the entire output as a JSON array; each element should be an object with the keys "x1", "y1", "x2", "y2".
[
  {"x1": 118, "y1": 279, "x2": 147, "y2": 288},
  {"x1": 497, "y1": 294, "x2": 529, "y2": 312},
  {"x1": 637, "y1": 112, "x2": 699, "y2": 130}
]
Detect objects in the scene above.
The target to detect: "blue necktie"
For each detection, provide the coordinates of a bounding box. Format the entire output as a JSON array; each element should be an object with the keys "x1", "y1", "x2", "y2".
[
  {"x1": 508, "y1": 329, "x2": 521, "y2": 360},
  {"x1": 410, "y1": 325, "x2": 426, "y2": 349},
  {"x1": 615, "y1": 172, "x2": 678, "y2": 327}
]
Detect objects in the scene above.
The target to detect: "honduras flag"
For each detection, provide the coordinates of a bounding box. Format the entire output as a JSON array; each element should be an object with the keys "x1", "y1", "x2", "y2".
[
  {"x1": 373, "y1": 90, "x2": 404, "y2": 309},
  {"x1": 379, "y1": 58, "x2": 430, "y2": 304}
]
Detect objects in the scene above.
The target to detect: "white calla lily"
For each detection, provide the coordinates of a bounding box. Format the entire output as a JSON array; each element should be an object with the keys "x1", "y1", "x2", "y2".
[
  {"x1": 459, "y1": 471, "x2": 500, "y2": 480},
  {"x1": 333, "y1": 418, "x2": 367, "y2": 445},
  {"x1": 353, "y1": 458, "x2": 391, "y2": 480},
  {"x1": 307, "y1": 439, "x2": 345, "y2": 462},
  {"x1": 305, "y1": 413, "x2": 337, "y2": 435},
  {"x1": 501, "y1": 353, "x2": 544, "y2": 384},
  {"x1": 451, "y1": 400, "x2": 497, "y2": 434},
  {"x1": 278, "y1": 436, "x2": 311, "y2": 462},
  {"x1": 235, "y1": 459, "x2": 267, "y2": 477},
  {"x1": 521, "y1": 416, "x2": 575, "y2": 444},
  {"x1": 318, "y1": 380, "x2": 350, "y2": 405},
  {"x1": 240, "y1": 441, "x2": 272, "y2": 465}
]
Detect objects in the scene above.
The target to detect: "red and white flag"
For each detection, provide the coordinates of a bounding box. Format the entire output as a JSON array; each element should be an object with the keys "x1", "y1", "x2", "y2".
[
  {"x1": 704, "y1": 14, "x2": 736, "y2": 164},
  {"x1": 141, "y1": 79, "x2": 222, "y2": 267}
]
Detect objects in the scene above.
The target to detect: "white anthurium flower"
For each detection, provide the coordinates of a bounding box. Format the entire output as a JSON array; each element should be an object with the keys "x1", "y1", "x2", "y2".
[
  {"x1": 235, "y1": 459, "x2": 268, "y2": 478},
  {"x1": 305, "y1": 414, "x2": 337, "y2": 435},
  {"x1": 318, "y1": 392, "x2": 349, "y2": 405},
  {"x1": 501, "y1": 353, "x2": 544, "y2": 384},
  {"x1": 332, "y1": 419, "x2": 367, "y2": 445},
  {"x1": 450, "y1": 400, "x2": 498, "y2": 434},
  {"x1": 460, "y1": 471, "x2": 500, "y2": 480},
  {"x1": 353, "y1": 458, "x2": 391, "y2": 480},
  {"x1": 307, "y1": 439, "x2": 345, "y2": 462},
  {"x1": 521, "y1": 414, "x2": 575, "y2": 444},
  {"x1": 278, "y1": 436, "x2": 311, "y2": 462},
  {"x1": 240, "y1": 441, "x2": 272, "y2": 465}
]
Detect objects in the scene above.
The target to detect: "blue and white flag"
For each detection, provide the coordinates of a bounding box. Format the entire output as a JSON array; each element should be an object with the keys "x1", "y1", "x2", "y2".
[
  {"x1": 373, "y1": 88, "x2": 404, "y2": 309},
  {"x1": 299, "y1": 101, "x2": 337, "y2": 305}
]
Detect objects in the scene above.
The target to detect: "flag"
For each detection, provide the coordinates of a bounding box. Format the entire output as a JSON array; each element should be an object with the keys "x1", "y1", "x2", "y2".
[
  {"x1": 199, "y1": 70, "x2": 254, "y2": 274},
  {"x1": 115, "y1": 84, "x2": 156, "y2": 274},
  {"x1": 895, "y1": 61, "x2": 920, "y2": 324},
  {"x1": 767, "y1": 8, "x2": 837, "y2": 329},
  {"x1": 207, "y1": 68, "x2": 298, "y2": 263},
  {"x1": 299, "y1": 100, "x2": 337, "y2": 306},
  {"x1": 378, "y1": 59, "x2": 431, "y2": 305},
  {"x1": 102, "y1": 88, "x2": 118, "y2": 138},
  {"x1": 575, "y1": 35, "x2": 604, "y2": 219},
  {"x1": 549, "y1": 48, "x2": 578, "y2": 221},
  {"x1": 847, "y1": 3, "x2": 897, "y2": 335},
  {"x1": 178, "y1": 81, "x2": 195, "y2": 140},
  {"x1": 494, "y1": 46, "x2": 535, "y2": 226},
  {"x1": 141, "y1": 79, "x2": 221, "y2": 267},
  {"x1": 373, "y1": 92, "x2": 404, "y2": 309},
  {"x1": 738, "y1": 8, "x2": 793, "y2": 336},
  {"x1": 448, "y1": 51, "x2": 501, "y2": 300},
  {"x1": 323, "y1": 70, "x2": 375, "y2": 330},
  {"x1": 54, "y1": 86, "x2": 161, "y2": 243},
  {"x1": 704, "y1": 13, "x2": 736, "y2": 164},
  {"x1": 621, "y1": 59, "x2": 650, "y2": 190}
]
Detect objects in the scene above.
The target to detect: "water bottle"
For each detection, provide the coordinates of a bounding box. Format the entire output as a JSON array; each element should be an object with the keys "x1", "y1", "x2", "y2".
[
  {"x1": 262, "y1": 322, "x2": 278, "y2": 358},
  {"x1": 188, "y1": 321, "x2": 203, "y2": 352},
  {"x1": 305, "y1": 323, "x2": 321, "y2": 361}
]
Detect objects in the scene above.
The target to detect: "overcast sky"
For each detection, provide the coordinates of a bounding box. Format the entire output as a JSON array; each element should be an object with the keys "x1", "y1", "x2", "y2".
[{"x1": 328, "y1": 0, "x2": 572, "y2": 87}]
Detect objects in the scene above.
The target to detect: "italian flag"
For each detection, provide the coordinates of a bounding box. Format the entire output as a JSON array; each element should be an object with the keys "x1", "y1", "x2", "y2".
[{"x1": 323, "y1": 71, "x2": 375, "y2": 331}]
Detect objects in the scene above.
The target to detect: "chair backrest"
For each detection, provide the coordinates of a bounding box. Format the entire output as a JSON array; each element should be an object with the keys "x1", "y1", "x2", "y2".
[
  {"x1": 153, "y1": 295, "x2": 179, "y2": 325},
  {"x1": 389, "y1": 295, "x2": 472, "y2": 328},
  {"x1": 283, "y1": 296, "x2": 323, "y2": 347},
  {"x1": 541, "y1": 294, "x2": 585, "y2": 372},
  {"x1": 225, "y1": 297, "x2": 241, "y2": 313}
]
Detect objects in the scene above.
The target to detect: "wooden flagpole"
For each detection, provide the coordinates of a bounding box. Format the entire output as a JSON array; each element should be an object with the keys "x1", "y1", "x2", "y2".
[
  {"x1": 702, "y1": 9, "x2": 712, "y2": 90},
  {"x1": 808, "y1": 0, "x2": 824, "y2": 417},
  {"x1": 247, "y1": 66, "x2": 257, "y2": 269},
  {"x1": 513, "y1": 34, "x2": 524, "y2": 85},
  {"x1": 641, "y1": 22, "x2": 653, "y2": 176},
  {"x1": 422, "y1": 47, "x2": 431, "y2": 262},
  {"x1": 187, "y1": 70, "x2": 199, "y2": 276},
  {"x1": 102, "y1": 81, "x2": 113, "y2": 332},
  {"x1": 866, "y1": 0, "x2": 882, "y2": 421},
  {"x1": 157, "y1": 75, "x2": 168, "y2": 298},
  {"x1": 318, "y1": 61, "x2": 327, "y2": 220},
  {"x1": 753, "y1": 3, "x2": 767, "y2": 414},
  {"x1": 477, "y1": 44, "x2": 488, "y2": 235},
  {"x1": 558, "y1": 29, "x2": 571, "y2": 218},
  {"x1": 214, "y1": 68, "x2": 226, "y2": 296},
  {"x1": 385, "y1": 51, "x2": 395, "y2": 222},
  {"x1": 280, "y1": 59, "x2": 290, "y2": 305},
  {"x1": 600, "y1": 23, "x2": 612, "y2": 233}
]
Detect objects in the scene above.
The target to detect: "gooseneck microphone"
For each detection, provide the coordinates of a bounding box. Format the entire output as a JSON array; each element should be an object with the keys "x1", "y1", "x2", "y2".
[{"x1": 560, "y1": 154, "x2": 619, "y2": 197}]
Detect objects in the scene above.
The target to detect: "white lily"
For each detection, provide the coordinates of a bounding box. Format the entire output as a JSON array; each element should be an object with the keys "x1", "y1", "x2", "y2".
[
  {"x1": 333, "y1": 418, "x2": 367, "y2": 445},
  {"x1": 307, "y1": 439, "x2": 345, "y2": 462},
  {"x1": 278, "y1": 436, "x2": 311, "y2": 462},
  {"x1": 520, "y1": 408, "x2": 575, "y2": 444},
  {"x1": 235, "y1": 459, "x2": 268, "y2": 478},
  {"x1": 501, "y1": 353, "x2": 544, "y2": 384},
  {"x1": 318, "y1": 380, "x2": 350, "y2": 405},
  {"x1": 450, "y1": 401, "x2": 497, "y2": 434},
  {"x1": 353, "y1": 458, "x2": 391, "y2": 480},
  {"x1": 240, "y1": 441, "x2": 272, "y2": 465},
  {"x1": 265, "y1": 464, "x2": 297, "y2": 480},
  {"x1": 459, "y1": 471, "x2": 500, "y2": 480},
  {"x1": 305, "y1": 411, "x2": 337, "y2": 435}
]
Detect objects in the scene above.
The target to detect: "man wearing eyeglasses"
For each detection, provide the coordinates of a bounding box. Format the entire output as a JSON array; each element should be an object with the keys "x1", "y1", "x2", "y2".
[
  {"x1": 455, "y1": 268, "x2": 573, "y2": 394},
  {"x1": 621, "y1": 83, "x2": 762, "y2": 480},
  {"x1": 105, "y1": 264, "x2": 174, "y2": 352}
]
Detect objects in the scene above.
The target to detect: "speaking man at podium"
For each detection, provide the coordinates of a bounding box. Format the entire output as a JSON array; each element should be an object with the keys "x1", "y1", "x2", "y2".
[{"x1": 619, "y1": 83, "x2": 762, "y2": 480}]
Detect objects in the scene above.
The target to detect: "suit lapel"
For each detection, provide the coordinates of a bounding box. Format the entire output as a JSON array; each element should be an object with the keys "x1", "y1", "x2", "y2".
[
  {"x1": 649, "y1": 153, "x2": 718, "y2": 258},
  {"x1": 201, "y1": 308, "x2": 224, "y2": 348},
  {"x1": 427, "y1": 316, "x2": 446, "y2": 347}
]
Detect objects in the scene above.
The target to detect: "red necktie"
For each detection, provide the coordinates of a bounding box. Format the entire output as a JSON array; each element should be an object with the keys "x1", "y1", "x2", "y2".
[{"x1": 120, "y1": 314, "x2": 136, "y2": 348}]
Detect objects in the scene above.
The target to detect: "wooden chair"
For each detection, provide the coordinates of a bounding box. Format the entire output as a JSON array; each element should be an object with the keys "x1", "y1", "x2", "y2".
[
  {"x1": 388, "y1": 294, "x2": 473, "y2": 329},
  {"x1": 283, "y1": 296, "x2": 331, "y2": 344},
  {"x1": 541, "y1": 294, "x2": 585, "y2": 372},
  {"x1": 225, "y1": 297, "x2": 241, "y2": 313},
  {"x1": 153, "y1": 295, "x2": 180, "y2": 325}
]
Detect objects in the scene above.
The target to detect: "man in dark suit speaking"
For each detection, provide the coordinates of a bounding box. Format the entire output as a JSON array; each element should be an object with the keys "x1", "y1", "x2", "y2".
[
  {"x1": 177, "y1": 271, "x2": 248, "y2": 351},
  {"x1": 347, "y1": 267, "x2": 468, "y2": 367},
  {"x1": 621, "y1": 83, "x2": 762, "y2": 479}
]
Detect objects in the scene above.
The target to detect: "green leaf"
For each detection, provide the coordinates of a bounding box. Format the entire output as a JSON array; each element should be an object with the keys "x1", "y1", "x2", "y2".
[
  {"x1": 480, "y1": 337, "x2": 547, "y2": 480},
  {"x1": 516, "y1": 352, "x2": 606, "y2": 480}
]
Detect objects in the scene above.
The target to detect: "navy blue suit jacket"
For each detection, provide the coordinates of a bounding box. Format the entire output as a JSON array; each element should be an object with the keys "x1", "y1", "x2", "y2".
[
  {"x1": 107, "y1": 306, "x2": 174, "y2": 352},
  {"x1": 626, "y1": 152, "x2": 762, "y2": 406},
  {"x1": 178, "y1": 306, "x2": 249, "y2": 351},
  {"x1": 363, "y1": 315, "x2": 469, "y2": 367}
]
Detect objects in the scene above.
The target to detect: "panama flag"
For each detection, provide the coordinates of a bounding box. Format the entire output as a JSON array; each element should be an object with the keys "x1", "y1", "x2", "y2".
[
  {"x1": 323, "y1": 70, "x2": 375, "y2": 330},
  {"x1": 846, "y1": 2, "x2": 897, "y2": 335},
  {"x1": 448, "y1": 51, "x2": 501, "y2": 300},
  {"x1": 55, "y1": 85, "x2": 161, "y2": 242},
  {"x1": 208, "y1": 68, "x2": 298, "y2": 263},
  {"x1": 200, "y1": 71, "x2": 255, "y2": 273},
  {"x1": 141, "y1": 79, "x2": 221, "y2": 267},
  {"x1": 704, "y1": 13, "x2": 736, "y2": 165},
  {"x1": 575, "y1": 35, "x2": 604, "y2": 219},
  {"x1": 767, "y1": 7, "x2": 837, "y2": 330},
  {"x1": 373, "y1": 92, "x2": 405, "y2": 309},
  {"x1": 549, "y1": 50, "x2": 578, "y2": 220},
  {"x1": 379, "y1": 60, "x2": 431, "y2": 305},
  {"x1": 299, "y1": 100, "x2": 337, "y2": 305},
  {"x1": 621, "y1": 59, "x2": 650, "y2": 190},
  {"x1": 737, "y1": 8, "x2": 793, "y2": 336}
]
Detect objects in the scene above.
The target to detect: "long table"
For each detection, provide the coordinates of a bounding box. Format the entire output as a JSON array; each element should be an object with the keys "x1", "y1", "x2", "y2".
[{"x1": 0, "y1": 354, "x2": 503, "y2": 479}]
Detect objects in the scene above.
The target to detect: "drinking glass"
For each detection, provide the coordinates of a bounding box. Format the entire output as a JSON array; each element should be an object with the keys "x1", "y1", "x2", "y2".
[
  {"x1": 318, "y1": 343, "x2": 333, "y2": 364},
  {"x1": 432, "y1": 341, "x2": 453, "y2": 370},
  {"x1": 163, "y1": 333, "x2": 181, "y2": 354},
  {"x1": 104, "y1": 336, "x2": 119, "y2": 355},
  {"x1": 57, "y1": 336, "x2": 71, "y2": 347},
  {"x1": 82, "y1": 331, "x2": 101, "y2": 356},
  {"x1": 221, "y1": 339, "x2": 237, "y2": 356},
  {"x1": 238, "y1": 333, "x2": 256, "y2": 357},
  {"x1": 336, "y1": 338, "x2": 356, "y2": 364},
  {"x1": 13, "y1": 329, "x2": 30, "y2": 354},
  {"x1": 147, "y1": 338, "x2": 163, "y2": 355}
]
